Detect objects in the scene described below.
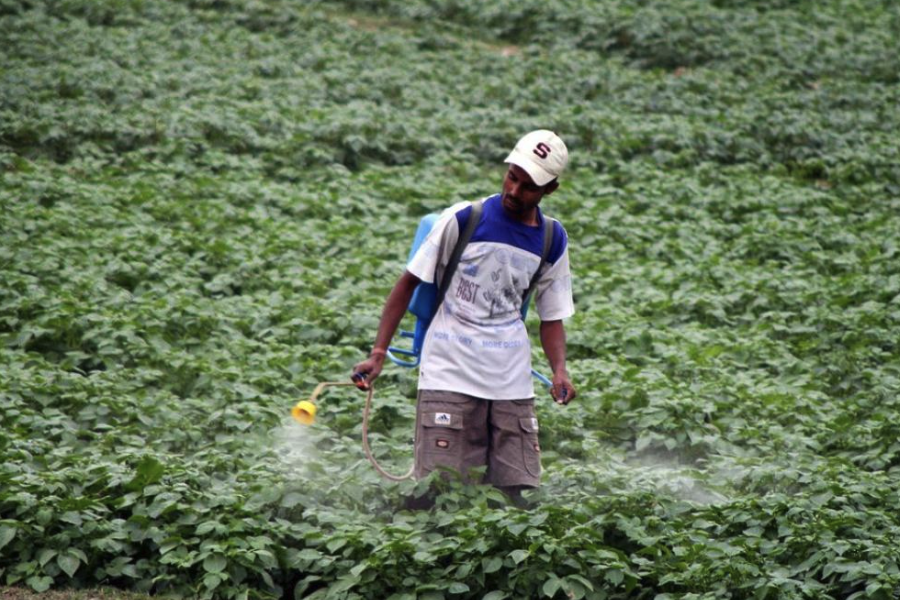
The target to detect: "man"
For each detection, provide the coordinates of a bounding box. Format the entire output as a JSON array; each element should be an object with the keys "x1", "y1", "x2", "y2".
[{"x1": 352, "y1": 130, "x2": 576, "y2": 500}]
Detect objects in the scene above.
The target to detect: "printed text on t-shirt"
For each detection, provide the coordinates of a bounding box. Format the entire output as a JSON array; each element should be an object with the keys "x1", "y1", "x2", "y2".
[{"x1": 455, "y1": 277, "x2": 480, "y2": 304}]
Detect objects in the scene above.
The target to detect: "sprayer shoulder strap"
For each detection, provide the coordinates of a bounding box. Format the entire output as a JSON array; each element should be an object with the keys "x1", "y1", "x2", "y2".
[
  {"x1": 434, "y1": 199, "x2": 484, "y2": 313},
  {"x1": 522, "y1": 216, "x2": 556, "y2": 311}
]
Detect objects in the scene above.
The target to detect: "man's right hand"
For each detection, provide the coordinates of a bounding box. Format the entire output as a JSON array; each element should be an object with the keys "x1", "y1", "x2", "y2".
[
  {"x1": 352, "y1": 271, "x2": 421, "y2": 391},
  {"x1": 352, "y1": 354, "x2": 385, "y2": 390}
]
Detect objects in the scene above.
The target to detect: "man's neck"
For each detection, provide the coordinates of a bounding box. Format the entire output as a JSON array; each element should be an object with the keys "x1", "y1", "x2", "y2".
[{"x1": 504, "y1": 206, "x2": 540, "y2": 227}]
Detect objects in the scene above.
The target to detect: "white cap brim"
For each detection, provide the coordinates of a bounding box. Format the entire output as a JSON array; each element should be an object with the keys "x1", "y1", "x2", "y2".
[{"x1": 504, "y1": 150, "x2": 556, "y2": 187}]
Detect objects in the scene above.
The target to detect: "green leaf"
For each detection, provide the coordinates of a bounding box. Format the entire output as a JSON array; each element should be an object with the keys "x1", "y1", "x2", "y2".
[
  {"x1": 0, "y1": 526, "x2": 16, "y2": 551},
  {"x1": 297, "y1": 549, "x2": 323, "y2": 561},
  {"x1": 635, "y1": 435, "x2": 654, "y2": 452},
  {"x1": 57, "y1": 553, "x2": 80, "y2": 578},
  {"x1": 59, "y1": 512, "x2": 82, "y2": 526},
  {"x1": 203, "y1": 554, "x2": 227, "y2": 574},
  {"x1": 482, "y1": 556, "x2": 503, "y2": 574},
  {"x1": 37, "y1": 548, "x2": 57, "y2": 567},
  {"x1": 281, "y1": 492, "x2": 304, "y2": 508},
  {"x1": 448, "y1": 582, "x2": 469, "y2": 594},
  {"x1": 543, "y1": 577, "x2": 561, "y2": 598},
  {"x1": 202, "y1": 572, "x2": 225, "y2": 591},
  {"x1": 529, "y1": 513, "x2": 548, "y2": 527},
  {"x1": 330, "y1": 574, "x2": 360, "y2": 594},
  {"x1": 605, "y1": 569, "x2": 624, "y2": 586},
  {"x1": 510, "y1": 549, "x2": 529, "y2": 564},
  {"x1": 27, "y1": 576, "x2": 52, "y2": 593},
  {"x1": 563, "y1": 579, "x2": 587, "y2": 600},
  {"x1": 482, "y1": 592, "x2": 508, "y2": 600},
  {"x1": 567, "y1": 574, "x2": 594, "y2": 592},
  {"x1": 126, "y1": 456, "x2": 165, "y2": 491},
  {"x1": 295, "y1": 575, "x2": 322, "y2": 599},
  {"x1": 196, "y1": 521, "x2": 219, "y2": 535}
]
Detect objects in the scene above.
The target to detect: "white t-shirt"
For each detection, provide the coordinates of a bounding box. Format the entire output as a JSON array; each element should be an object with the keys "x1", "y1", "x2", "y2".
[{"x1": 406, "y1": 194, "x2": 574, "y2": 400}]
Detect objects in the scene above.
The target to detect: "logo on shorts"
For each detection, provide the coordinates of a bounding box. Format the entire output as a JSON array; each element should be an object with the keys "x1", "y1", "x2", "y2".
[
  {"x1": 435, "y1": 413, "x2": 452, "y2": 426},
  {"x1": 531, "y1": 418, "x2": 539, "y2": 431}
]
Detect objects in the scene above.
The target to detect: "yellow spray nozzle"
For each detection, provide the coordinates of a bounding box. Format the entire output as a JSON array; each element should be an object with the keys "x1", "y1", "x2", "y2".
[
  {"x1": 292, "y1": 400, "x2": 317, "y2": 425},
  {"x1": 292, "y1": 382, "x2": 358, "y2": 426}
]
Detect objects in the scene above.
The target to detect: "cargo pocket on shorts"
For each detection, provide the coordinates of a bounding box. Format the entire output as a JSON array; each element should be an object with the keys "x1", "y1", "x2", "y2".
[
  {"x1": 518, "y1": 417, "x2": 541, "y2": 478},
  {"x1": 421, "y1": 411, "x2": 464, "y2": 473}
]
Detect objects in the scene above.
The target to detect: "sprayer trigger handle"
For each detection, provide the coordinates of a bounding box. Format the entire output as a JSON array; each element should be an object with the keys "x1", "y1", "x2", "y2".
[{"x1": 352, "y1": 372, "x2": 370, "y2": 390}]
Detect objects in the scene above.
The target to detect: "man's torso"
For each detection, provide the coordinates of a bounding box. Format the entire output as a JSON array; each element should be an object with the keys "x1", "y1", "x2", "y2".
[{"x1": 407, "y1": 194, "x2": 573, "y2": 399}]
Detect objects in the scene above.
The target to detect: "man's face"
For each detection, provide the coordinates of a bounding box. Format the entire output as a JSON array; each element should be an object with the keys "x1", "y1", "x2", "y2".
[{"x1": 501, "y1": 164, "x2": 556, "y2": 218}]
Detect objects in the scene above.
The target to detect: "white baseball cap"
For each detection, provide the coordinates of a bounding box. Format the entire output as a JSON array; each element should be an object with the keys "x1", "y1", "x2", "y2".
[{"x1": 504, "y1": 130, "x2": 569, "y2": 187}]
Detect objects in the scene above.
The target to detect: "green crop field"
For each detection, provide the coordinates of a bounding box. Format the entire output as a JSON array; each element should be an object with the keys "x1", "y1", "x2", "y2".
[{"x1": 2, "y1": 0, "x2": 900, "y2": 598}]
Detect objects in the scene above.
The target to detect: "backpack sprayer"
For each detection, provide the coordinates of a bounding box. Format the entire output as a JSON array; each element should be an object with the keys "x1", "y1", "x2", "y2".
[{"x1": 291, "y1": 201, "x2": 555, "y2": 481}]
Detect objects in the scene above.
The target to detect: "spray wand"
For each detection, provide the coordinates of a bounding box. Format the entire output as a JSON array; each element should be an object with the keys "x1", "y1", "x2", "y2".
[{"x1": 291, "y1": 377, "x2": 415, "y2": 482}]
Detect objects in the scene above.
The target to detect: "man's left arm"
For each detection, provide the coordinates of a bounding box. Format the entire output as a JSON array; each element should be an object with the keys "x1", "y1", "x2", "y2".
[{"x1": 540, "y1": 319, "x2": 576, "y2": 405}]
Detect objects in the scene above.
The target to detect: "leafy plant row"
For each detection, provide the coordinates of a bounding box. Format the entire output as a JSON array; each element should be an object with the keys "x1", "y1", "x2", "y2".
[{"x1": 1, "y1": 0, "x2": 898, "y2": 186}]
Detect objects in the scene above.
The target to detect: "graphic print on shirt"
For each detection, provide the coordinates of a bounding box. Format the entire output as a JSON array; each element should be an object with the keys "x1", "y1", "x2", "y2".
[
  {"x1": 482, "y1": 250, "x2": 540, "y2": 319},
  {"x1": 445, "y1": 242, "x2": 542, "y2": 324}
]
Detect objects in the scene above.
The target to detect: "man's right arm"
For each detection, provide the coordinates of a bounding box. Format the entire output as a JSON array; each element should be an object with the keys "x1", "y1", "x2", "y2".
[{"x1": 351, "y1": 270, "x2": 421, "y2": 388}]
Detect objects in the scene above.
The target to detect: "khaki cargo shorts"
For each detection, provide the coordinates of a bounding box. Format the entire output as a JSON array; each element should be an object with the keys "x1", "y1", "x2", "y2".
[{"x1": 414, "y1": 390, "x2": 541, "y2": 488}]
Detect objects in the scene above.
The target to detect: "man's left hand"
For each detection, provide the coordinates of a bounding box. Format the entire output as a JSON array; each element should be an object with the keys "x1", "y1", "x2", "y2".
[{"x1": 551, "y1": 372, "x2": 576, "y2": 405}]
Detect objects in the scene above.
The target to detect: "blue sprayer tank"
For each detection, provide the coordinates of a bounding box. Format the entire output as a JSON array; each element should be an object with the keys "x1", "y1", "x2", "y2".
[{"x1": 387, "y1": 213, "x2": 440, "y2": 367}]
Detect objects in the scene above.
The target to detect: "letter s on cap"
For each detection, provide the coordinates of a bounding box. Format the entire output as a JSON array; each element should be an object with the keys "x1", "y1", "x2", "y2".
[{"x1": 533, "y1": 142, "x2": 551, "y2": 159}]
